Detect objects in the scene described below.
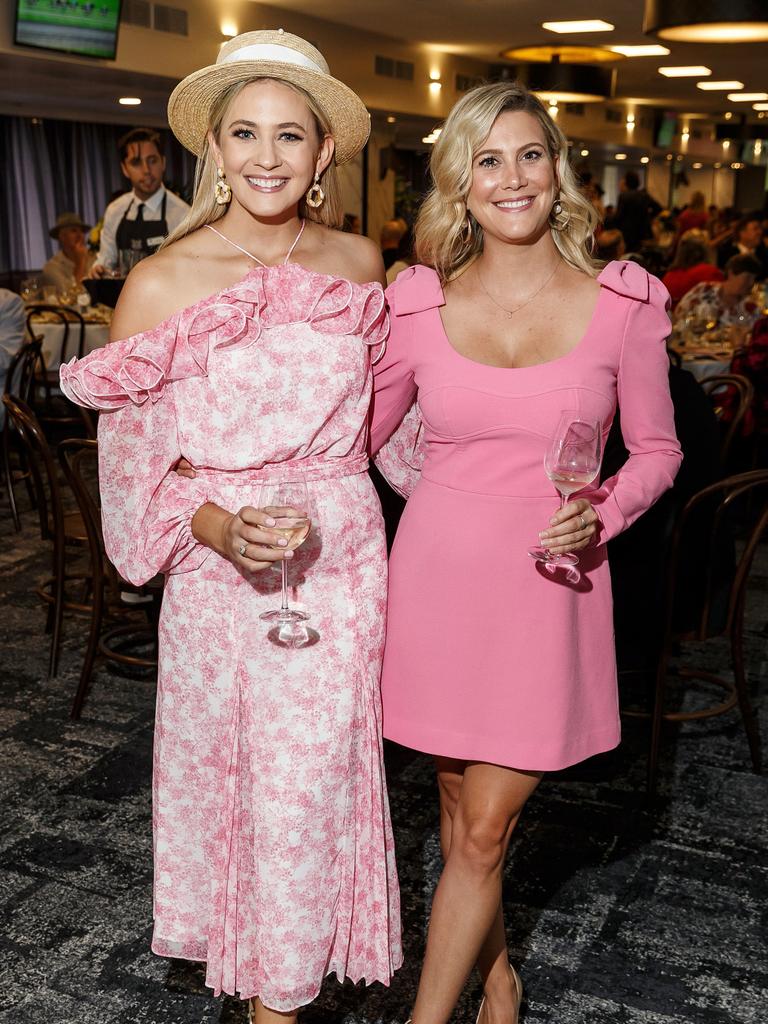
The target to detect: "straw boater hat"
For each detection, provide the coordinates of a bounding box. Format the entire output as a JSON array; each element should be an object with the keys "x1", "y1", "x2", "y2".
[
  {"x1": 167, "y1": 29, "x2": 370, "y2": 164},
  {"x1": 49, "y1": 212, "x2": 90, "y2": 239}
]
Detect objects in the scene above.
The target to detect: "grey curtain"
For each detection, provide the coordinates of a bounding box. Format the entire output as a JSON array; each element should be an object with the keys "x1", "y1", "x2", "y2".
[{"x1": 0, "y1": 115, "x2": 195, "y2": 274}]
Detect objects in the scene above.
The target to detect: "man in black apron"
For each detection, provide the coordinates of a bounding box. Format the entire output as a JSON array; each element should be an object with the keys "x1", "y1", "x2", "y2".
[{"x1": 91, "y1": 128, "x2": 190, "y2": 278}]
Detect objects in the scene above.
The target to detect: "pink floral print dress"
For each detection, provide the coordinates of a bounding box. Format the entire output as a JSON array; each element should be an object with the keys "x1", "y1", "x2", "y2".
[{"x1": 60, "y1": 262, "x2": 403, "y2": 1011}]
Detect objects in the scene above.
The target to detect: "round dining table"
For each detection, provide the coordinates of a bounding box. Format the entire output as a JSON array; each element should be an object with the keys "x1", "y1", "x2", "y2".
[{"x1": 26, "y1": 307, "x2": 111, "y2": 370}]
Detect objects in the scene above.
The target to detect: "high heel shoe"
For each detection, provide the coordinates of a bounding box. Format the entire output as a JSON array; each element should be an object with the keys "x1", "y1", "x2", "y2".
[{"x1": 476, "y1": 963, "x2": 523, "y2": 1024}]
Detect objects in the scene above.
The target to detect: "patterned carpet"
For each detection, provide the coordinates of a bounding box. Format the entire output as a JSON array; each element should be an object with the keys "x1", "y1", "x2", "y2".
[{"x1": 0, "y1": 508, "x2": 766, "y2": 1024}]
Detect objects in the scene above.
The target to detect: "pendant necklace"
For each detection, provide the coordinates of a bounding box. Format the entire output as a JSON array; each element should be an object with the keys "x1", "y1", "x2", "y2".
[{"x1": 475, "y1": 257, "x2": 561, "y2": 319}]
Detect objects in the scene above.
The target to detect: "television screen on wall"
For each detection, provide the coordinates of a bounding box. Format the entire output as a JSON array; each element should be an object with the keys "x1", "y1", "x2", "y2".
[
  {"x1": 14, "y1": 0, "x2": 122, "y2": 60},
  {"x1": 654, "y1": 111, "x2": 677, "y2": 149}
]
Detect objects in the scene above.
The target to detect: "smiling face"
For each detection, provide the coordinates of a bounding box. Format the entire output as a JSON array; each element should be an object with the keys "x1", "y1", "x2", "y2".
[
  {"x1": 466, "y1": 109, "x2": 558, "y2": 246},
  {"x1": 210, "y1": 79, "x2": 334, "y2": 221}
]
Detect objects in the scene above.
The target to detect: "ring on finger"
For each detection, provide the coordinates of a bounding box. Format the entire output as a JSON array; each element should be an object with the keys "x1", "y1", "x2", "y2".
[
  {"x1": 578, "y1": 513, "x2": 587, "y2": 531},
  {"x1": 238, "y1": 543, "x2": 247, "y2": 557}
]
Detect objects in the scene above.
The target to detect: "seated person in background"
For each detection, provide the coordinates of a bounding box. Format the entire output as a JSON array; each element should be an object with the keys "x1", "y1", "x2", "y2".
[
  {"x1": 731, "y1": 316, "x2": 768, "y2": 437},
  {"x1": 90, "y1": 127, "x2": 190, "y2": 277},
  {"x1": 674, "y1": 254, "x2": 762, "y2": 329},
  {"x1": 675, "y1": 191, "x2": 709, "y2": 238},
  {"x1": 594, "y1": 227, "x2": 625, "y2": 263},
  {"x1": 662, "y1": 234, "x2": 723, "y2": 308},
  {"x1": 718, "y1": 212, "x2": 768, "y2": 278},
  {"x1": 380, "y1": 218, "x2": 406, "y2": 270},
  {"x1": 651, "y1": 209, "x2": 678, "y2": 259},
  {"x1": 41, "y1": 212, "x2": 95, "y2": 294},
  {"x1": 385, "y1": 226, "x2": 414, "y2": 284},
  {"x1": 0, "y1": 289, "x2": 25, "y2": 426}
]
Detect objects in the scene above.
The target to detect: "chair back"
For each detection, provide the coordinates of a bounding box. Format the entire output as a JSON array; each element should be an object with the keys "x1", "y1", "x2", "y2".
[
  {"x1": 662, "y1": 469, "x2": 768, "y2": 648},
  {"x1": 700, "y1": 373, "x2": 754, "y2": 466},
  {"x1": 1, "y1": 393, "x2": 62, "y2": 542},
  {"x1": 58, "y1": 438, "x2": 110, "y2": 595},
  {"x1": 4, "y1": 337, "x2": 44, "y2": 404},
  {"x1": 25, "y1": 304, "x2": 87, "y2": 365}
]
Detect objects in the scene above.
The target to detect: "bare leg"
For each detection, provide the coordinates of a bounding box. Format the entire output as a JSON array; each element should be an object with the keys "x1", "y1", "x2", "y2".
[
  {"x1": 436, "y1": 760, "x2": 514, "y2": 1020},
  {"x1": 250, "y1": 998, "x2": 298, "y2": 1024},
  {"x1": 411, "y1": 761, "x2": 542, "y2": 1024}
]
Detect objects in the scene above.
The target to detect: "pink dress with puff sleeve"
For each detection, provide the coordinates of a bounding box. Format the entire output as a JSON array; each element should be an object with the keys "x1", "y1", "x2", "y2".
[
  {"x1": 60, "y1": 263, "x2": 402, "y2": 1010},
  {"x1": 370, "y1": 260, "x2": 682, "y2": 772}
]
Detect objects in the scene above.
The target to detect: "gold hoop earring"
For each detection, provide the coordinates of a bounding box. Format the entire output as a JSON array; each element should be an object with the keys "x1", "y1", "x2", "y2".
[
  {"x1": 215, "y1": 168, "x2": 232, "y2": 206},
  {"x1": 306, "y1": 173, "x2": 325, "y2": 208}
]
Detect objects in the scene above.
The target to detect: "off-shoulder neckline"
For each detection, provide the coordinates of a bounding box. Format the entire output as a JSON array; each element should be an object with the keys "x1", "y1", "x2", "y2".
[{"x1": 112, "y1": 261, "x2": 384, "y2": 343}]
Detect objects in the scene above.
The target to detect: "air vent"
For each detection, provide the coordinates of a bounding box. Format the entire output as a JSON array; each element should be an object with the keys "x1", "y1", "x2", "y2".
[
  {"x1": 121, "y1": 0, "x2": 151, "y2": 27},
  {"x1": 153, "y1": 3, "x2": 188, "y2": 35},
  {"x1": 564, "y1": 102, "x2": 585, "y2": 116},
  {"x1": 375, "y1": 55, "x2": 414, "y2": 81}
]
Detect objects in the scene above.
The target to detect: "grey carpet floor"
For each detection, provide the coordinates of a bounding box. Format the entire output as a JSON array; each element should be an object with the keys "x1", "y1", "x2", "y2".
[{"x1": 1, "y1": 513, "x2": 766, "y2": 1023}]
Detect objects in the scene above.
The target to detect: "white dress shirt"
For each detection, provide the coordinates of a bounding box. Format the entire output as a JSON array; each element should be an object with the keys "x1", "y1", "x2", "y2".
[{"x1": 95, "y1": 185, "x2": 190, "y2": 269}]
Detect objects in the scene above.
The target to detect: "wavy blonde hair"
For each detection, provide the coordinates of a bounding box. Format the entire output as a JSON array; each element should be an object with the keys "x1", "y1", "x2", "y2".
[
  {"x1": 416, "y1": 81, "x2": 600, "y2": 282},
  {"x1": 163, "y1": 78, "x2": 343, "y2": 249}
]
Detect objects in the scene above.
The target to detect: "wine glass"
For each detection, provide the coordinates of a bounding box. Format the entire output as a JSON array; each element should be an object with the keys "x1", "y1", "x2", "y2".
[
  {"x1": 529, "y1": 411, "x2": 602, "y2": 572},
  {"x1": 258, "y1": 477, "x2": 319, "y2": 648}
]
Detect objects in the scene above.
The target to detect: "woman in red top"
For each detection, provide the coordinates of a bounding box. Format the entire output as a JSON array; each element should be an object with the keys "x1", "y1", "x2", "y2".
[
  {"x1": 675, "y1": 191, "x2": 709, "y2": 238},
  {"x1": 662, "y1": 234, "x2": 723, "y2": 308}
]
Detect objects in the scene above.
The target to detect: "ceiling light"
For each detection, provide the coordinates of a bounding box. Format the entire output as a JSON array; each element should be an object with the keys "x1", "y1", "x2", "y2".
[
  {"x1": 728, "y1": 92, "x2": 768, "y2": 101},
  {"x1": 714, "y1": 162, "x2": 722, "y2": 168},
  {"x1": 220, "y1": 19, "x2": 238, "y2": 37},
  {"x1": 666, "y1": 153, "x2": 674, "y2": 160},
  {"x1": 643, "y1": 1, "x2": 768, "y2": 42},
  {"x1": 609, "y1": 44, "x2": 670, "y2": 56},
  {"x1": 754, "y1": 104, "x2": 768, "y2": 111},
  {"x1": 641, "y1": 156, "x2": 650, "y2": 163},
  {"x1": 731, "y1": 162, "x2": 744, "y2": 169},
  {"x1": 615, "y1": 153, "x2": 628, "y2": 160},
  {"x1": 386, "y1": 116, "x2": 396, "y2": 124},
  {"x1": 118, "y1": 97, "x2": 141, "y2": 106},
  {"x1": 580, "y1": 148, "x2": 590, "y2": 156},
  {"x1": 676, "y1": 154, "x2": 684, "y2": 161},
  {"x1": 626, "y1": 113, "x2": 636, "y2": 124},
  {"x1": 658, "y1": 66, "x2": 711, "y2": 77},
  {"x1": 542, "y1": 20, "x2": 614, "y2": 33},
  {"x1": 697, "y1": 81, "x2": 744, "y2": 91},
  {"x1": 723, "y1": 140, "x2": 731, "y2": 149},
  {"x1": 692, "y1": 161, "x2": 703, "y2": 168},
  {"x1": 548, "y1": 102, "x2": 559, "y2": 117},
  {"x1": 501, "y1": 45, "x2": 622, "y2": 63},
  {"x1": 500, "y1": 62, "x2": 615, "y2": 102}
]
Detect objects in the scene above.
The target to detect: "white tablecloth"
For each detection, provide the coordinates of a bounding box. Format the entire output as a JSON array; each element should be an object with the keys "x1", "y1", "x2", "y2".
[{"x1": 31, "y1": 321, "x2": 110, "y2": 370}]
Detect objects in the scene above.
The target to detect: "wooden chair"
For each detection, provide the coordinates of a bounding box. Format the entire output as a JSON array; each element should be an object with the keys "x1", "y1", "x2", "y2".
[
  {"x1": 1, "y1": 394, "x2": 90, "y2": 678},
  {"x1": 24, "y1": 304, "x2": 93, "y2": 437},
  {"x1": 2, "y1": 337, "x2": 44, "y2": 530},
  {"x1": 624, "y1": 469, "x2": 767, "y2": 797},
  {"x1": 58, "y1": 438, "x2": 160, "y2": 719},
  {"x1": 700, "y1": 373, "x2": 754, "y2": 467}
]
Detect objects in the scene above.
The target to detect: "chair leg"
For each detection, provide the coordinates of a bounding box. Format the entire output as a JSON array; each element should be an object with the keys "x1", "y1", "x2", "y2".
[
  {"x1": 2, "y1": 430, "x2": 21, "y2": 531},
  {"x1": 647, "y1": 661, "x2": 669, "y2": 801},
  {"x1": 731, "y1": 627, "x2": 763, "y2": 773},
  {"x1": 48, "y1": 547, "x2": 66, "y2": 679},
  {"x1": 71, "y1": 580, "x2": 103, "y2": 719}
]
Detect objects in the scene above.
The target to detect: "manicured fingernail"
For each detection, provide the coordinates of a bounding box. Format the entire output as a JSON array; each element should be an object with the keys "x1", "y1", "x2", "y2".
[
  {"x1": 284, "y1": 550, "x2": 293, "y2": 558},
  {"x1": 277, "y1": 538, "x2": 288, "y2": 547},
  {"x1": 549, "y1": 517, "x2": 557, "y2": 525},
  {"x1": 265, "y1": 517, "x2": 276, "y2": 526},
  {"x1": 539, "y1": 531, "x2": 549, "y2": 539}
]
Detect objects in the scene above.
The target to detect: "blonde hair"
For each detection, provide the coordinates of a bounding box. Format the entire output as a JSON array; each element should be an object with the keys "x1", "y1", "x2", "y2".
[
  {"x1": 415, "y1": 81, "x2": 600, "y2": 282},
  {"x1": 163, "y1": 78, "x2": 343, "y2": 249}
]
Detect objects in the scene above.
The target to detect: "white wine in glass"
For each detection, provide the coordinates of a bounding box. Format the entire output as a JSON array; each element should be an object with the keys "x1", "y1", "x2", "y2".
[
  {"x1": 258, "y1": 477, "x2": 319, "y2": 648},
  {"x1": 529, "y1": 411, "x2": 602, "y2": 571}
]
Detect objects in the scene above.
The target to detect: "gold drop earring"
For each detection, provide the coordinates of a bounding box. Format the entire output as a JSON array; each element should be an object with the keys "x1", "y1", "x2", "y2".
[
  {"x1": 215, "y1": 167, "x2": 232, "y2": 205},
  {"x1": 305, "y1": 172, "x2": 325, "y2": 208}
]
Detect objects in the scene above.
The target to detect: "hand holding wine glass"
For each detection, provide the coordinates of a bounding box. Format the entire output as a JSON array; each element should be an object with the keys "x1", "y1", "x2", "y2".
[{"x1": 529, "y1": 411, "x2": 601, "y2": 572}]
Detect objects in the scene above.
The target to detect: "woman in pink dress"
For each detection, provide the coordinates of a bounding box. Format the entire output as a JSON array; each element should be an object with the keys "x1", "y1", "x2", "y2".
[
  {"x1": 370, "y1": 82, "x2": 682, "y2": 1024},
  {"x1": 60, "y1": 31, "x2": 401, "y2": 1022}
]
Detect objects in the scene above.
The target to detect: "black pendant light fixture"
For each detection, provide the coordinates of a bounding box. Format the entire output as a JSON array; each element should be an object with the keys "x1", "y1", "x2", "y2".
[
  {"x1": 644, "y1": 0, "x2": 768, "y2": 42},
  {"x1": 492, "y1": 48, "x2": 616, "y2": 103}
]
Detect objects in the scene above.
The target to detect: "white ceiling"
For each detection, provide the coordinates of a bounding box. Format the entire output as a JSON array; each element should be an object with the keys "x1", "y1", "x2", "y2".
[{"x1": 263, "y1": 0, "x2": 768, "y2": 115}]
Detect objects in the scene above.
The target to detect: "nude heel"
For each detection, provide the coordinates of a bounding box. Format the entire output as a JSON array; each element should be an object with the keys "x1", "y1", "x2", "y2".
[{"x1": 476, "y1": 963, "x2": 523, "y2": 1024}]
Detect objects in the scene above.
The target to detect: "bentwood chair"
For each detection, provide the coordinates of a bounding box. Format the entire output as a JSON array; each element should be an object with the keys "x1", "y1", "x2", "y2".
[
  {"x1": 24, "y1": 305, "x2": 94, "y2": 437},
  {"x1": 2, "y1": 337, "x2": 44, "y2": 530},
  {"x1": 625, "y1": 469, "x2": 767, "y2": 797},
  {"x1": 1, "y1": 394, "x2": 90, "y2": 678},
  {"x1": 700, "y1": 373, "x2": 754, "y2": 468},
  {"x1": 58, "y1": 438, "x2": 160, "y2": 719}
]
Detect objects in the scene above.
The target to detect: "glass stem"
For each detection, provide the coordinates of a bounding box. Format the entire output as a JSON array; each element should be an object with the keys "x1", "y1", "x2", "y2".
[{"x1": 280, "y1": 559, "x2": 289, "y2": 613}]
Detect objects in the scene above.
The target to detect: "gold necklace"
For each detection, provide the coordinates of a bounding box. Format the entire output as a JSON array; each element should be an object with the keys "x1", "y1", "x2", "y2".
[{"x1": 475, "y1": 258, "x2": 561, "y2": 319}]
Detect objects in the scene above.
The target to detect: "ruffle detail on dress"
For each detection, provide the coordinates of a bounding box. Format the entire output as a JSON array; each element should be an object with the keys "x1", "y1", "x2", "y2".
[
  {"x1": 60, "y1": 264, "x2": 388, "y2": 409},
  {"x1": 597, "y1": 259, "x2": 653, "y2": 302}
]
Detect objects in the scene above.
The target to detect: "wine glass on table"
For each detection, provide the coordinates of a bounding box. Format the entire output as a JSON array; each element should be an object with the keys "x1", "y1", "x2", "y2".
[
  {"x1": 529, "y1": 411, "x2": 602, "y2": 573},
  {"x1": 258, "y1": 477, "x2": 319, "y2": 648}
]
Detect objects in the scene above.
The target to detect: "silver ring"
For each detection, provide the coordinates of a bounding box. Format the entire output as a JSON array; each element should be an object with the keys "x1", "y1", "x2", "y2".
[
  {"x1": 238, "y1": 543, "x2": 247, "y2": 556},
  {"x1": 578, "y1": 514, "x2": 587, "y2": 531}
]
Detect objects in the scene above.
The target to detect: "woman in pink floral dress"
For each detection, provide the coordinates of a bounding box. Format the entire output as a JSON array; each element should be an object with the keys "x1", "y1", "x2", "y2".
[{"x1": 60, "y1": 31, "x2": 401, "y2": 1022}]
